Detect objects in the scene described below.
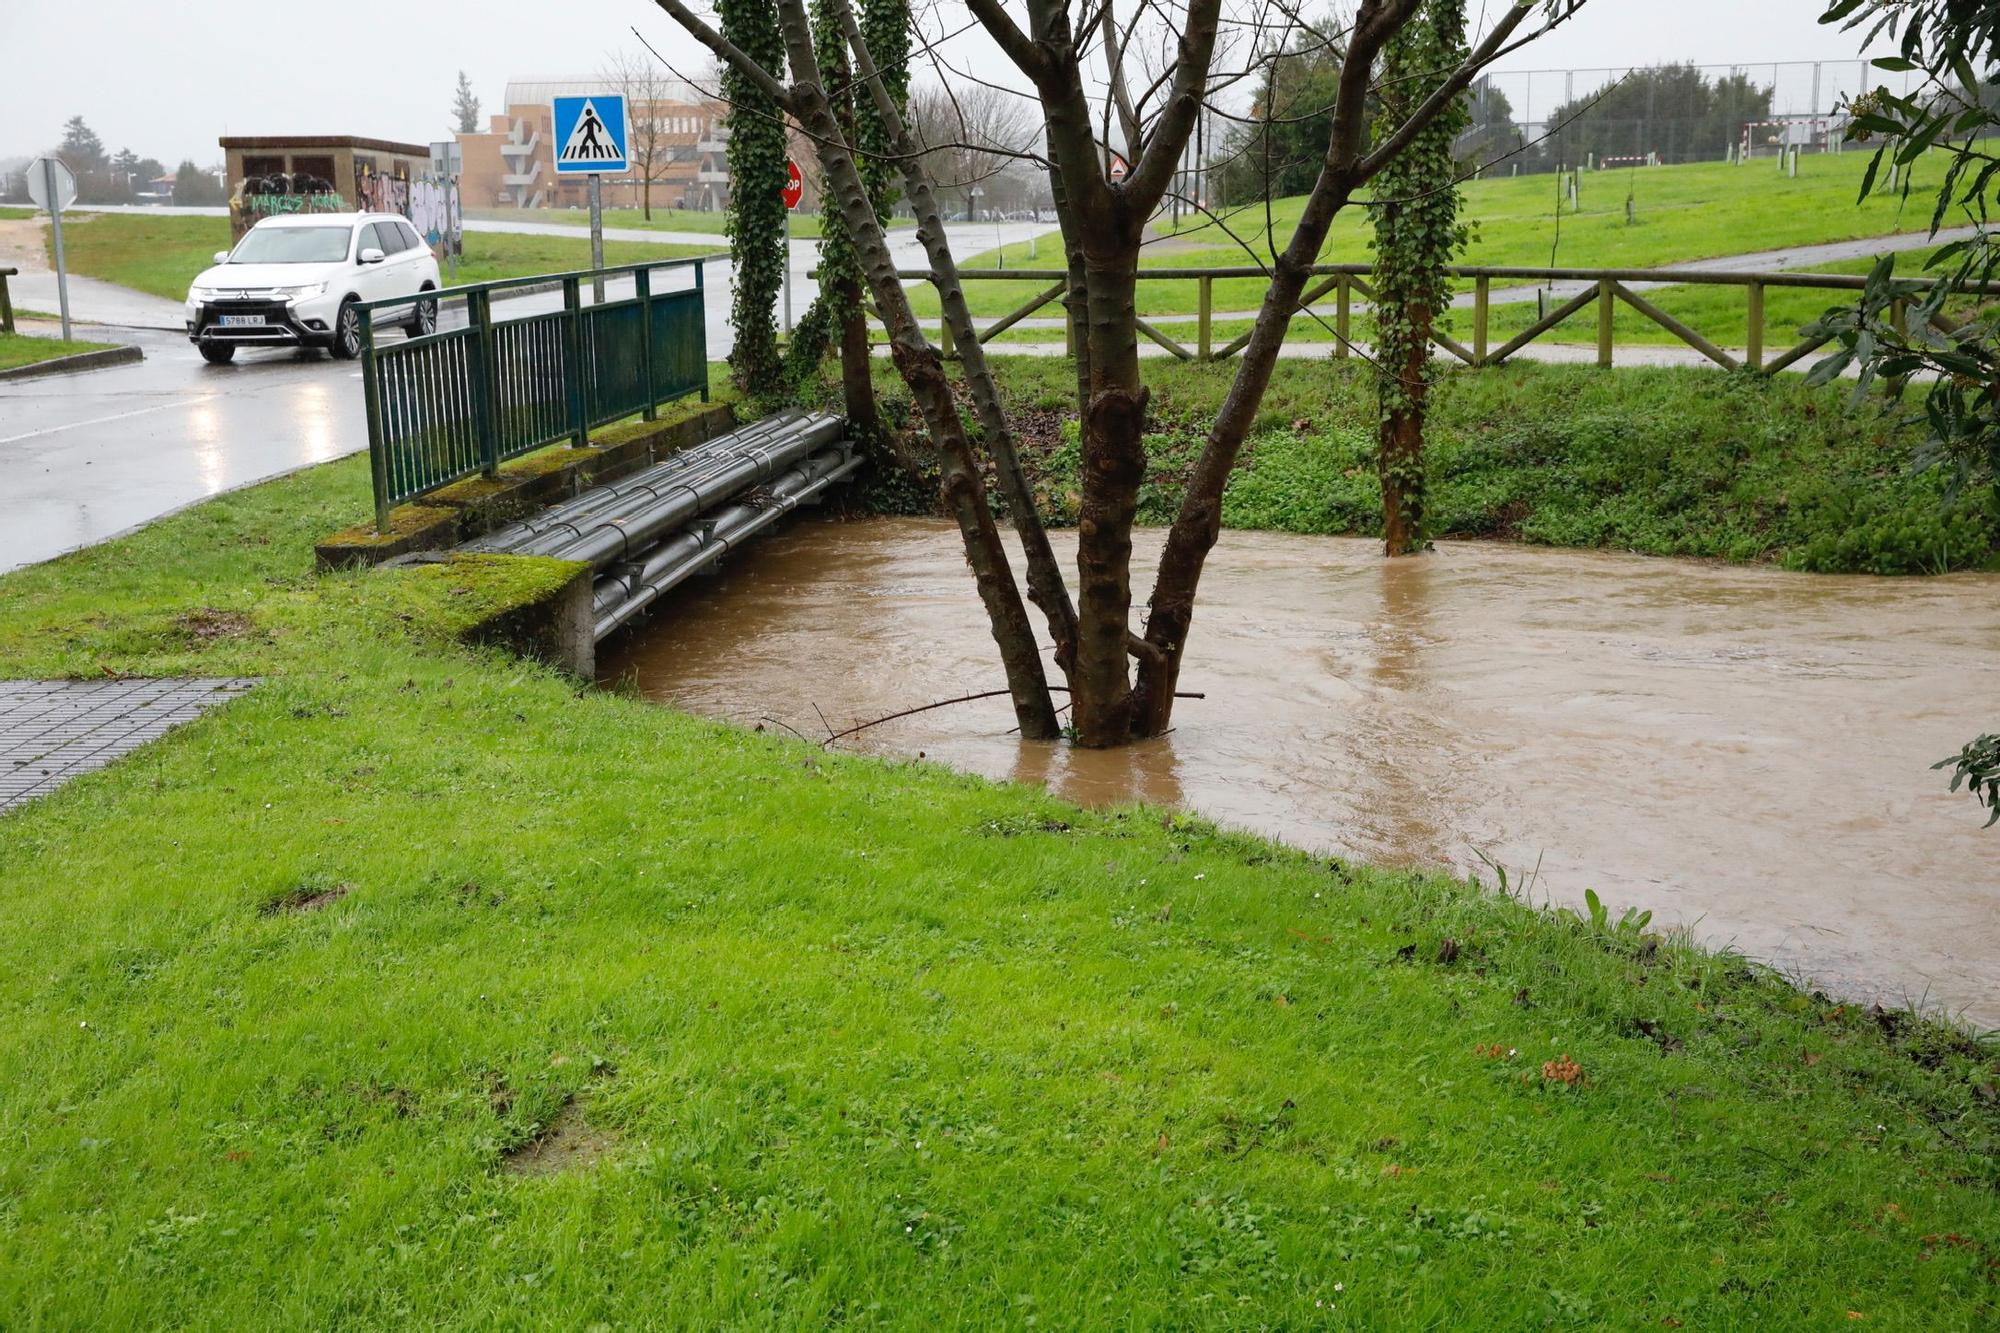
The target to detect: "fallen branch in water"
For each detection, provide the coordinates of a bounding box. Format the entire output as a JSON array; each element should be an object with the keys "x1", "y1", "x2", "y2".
[{"x1": 820, "y1": 687, "x2": 1205, "y2": 748}]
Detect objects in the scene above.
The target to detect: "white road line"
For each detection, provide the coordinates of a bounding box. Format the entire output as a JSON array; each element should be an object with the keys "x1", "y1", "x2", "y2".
[{"x1": 0, "y1": 397, "x2": 210, "y2": 447}]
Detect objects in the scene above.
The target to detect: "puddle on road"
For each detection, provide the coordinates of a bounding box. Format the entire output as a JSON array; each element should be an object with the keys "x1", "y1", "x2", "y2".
[{"x1": 600, "y1": 518, "x2": 2000, "y2": 1025}]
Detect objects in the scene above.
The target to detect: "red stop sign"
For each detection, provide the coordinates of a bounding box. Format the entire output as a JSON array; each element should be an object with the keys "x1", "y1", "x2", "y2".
[{"x1": 781, "y1": 160, "x2": 804, "y2": 210}]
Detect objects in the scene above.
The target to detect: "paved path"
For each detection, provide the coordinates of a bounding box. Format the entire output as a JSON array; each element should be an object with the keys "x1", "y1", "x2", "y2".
[
  {"x1": 0, "y1": 678, "x2": 255, "y2": 812},
  {"x1": 0, "y1": 219, "x2": 187, "y2": 329}
]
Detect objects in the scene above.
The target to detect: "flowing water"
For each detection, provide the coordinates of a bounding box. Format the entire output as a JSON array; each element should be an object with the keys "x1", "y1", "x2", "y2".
[{"x1": 600, "y1": 518, "x2": 2000, "y2": 1025}]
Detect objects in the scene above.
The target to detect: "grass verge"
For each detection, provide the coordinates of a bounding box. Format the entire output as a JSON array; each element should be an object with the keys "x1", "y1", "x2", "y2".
[
  {"x1": 46, "y1": 213, "x2": 718, "y2": 301},
  {"x1": 0, "y1": 425, "x2": 1996, "y2": 1324},
  {"x1": 0, "y1": 329, "x2": 119, "y2": 372}
]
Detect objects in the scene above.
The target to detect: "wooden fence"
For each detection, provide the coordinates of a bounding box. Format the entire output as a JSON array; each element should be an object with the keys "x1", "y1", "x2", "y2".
[{"x1": 888, "y1": 262, "x2": 1998, "y2": 374}]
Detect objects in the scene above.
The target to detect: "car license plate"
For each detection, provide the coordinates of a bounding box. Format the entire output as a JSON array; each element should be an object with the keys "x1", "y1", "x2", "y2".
[{"x1": 217, "y1": 314, "x2": 265, "y2": 327}]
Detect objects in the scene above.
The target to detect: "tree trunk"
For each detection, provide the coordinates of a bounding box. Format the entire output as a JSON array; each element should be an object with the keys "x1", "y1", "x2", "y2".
[
  {"x1": 1071, "y1": 257, "x2": 1148, "y2": 747},
  {"x1": 772, "y1": 0, "x2": 1060, "y2": 738},
  {"x1": 837, "y1": 0, "x2": 1077, "y2": 674},
  {"x1": 837, "y1": 280, "x2": 877, "y2": 436},
  {"x1": 1379, "y1": 301, "x2": 1430, "y2": 555}
]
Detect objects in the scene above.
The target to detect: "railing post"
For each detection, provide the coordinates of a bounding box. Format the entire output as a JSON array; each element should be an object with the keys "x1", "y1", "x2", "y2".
[
  {"x1": 637, "y1": 266, "x2": 657, "y2": 421},
  {"x1": 1335, "y1": 274, "x2": 1351, "y2": 359},
  {"x1": 1198, "y1": 274, "x2": 1213, "y2": 361},
  {"x1": 695, "y1": 260, "x2": 709, "y2": 402},
  {"x1": 469, "y1": 288, "x2": 500, "y2": 477},
  {"x1": 1473, "y1": 275, "x2": 1489, "y2": 366},
  {"x1": 1596, "y1": 277, "x2": 1613, "y2": 368},
  {"x1": 1746, "y1": 281, "x2": 1764, "y2": 372},
  {"x1": 0, "y1": 268, "x2": 14, "y2": 334},
  {"x1": 360, "y1": 307, "x2": 391, "y2": 532},
  {"x1": 563, "y1": 275, "x2": 587, "y2": 447}
]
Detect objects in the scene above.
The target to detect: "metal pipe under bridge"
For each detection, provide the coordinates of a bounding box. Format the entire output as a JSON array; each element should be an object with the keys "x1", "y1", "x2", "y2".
[{"x1": 466, "y1": 411, "x2": 860, "y2": 643}]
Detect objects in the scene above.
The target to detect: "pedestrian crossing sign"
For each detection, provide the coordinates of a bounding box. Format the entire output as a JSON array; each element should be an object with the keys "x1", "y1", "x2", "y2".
[{"x1": 552, "y1": 94, "x2": 629, "y2": 174}]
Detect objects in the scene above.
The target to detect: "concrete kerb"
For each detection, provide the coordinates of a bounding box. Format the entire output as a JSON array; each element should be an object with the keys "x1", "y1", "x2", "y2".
[{"x1": 0, "y1": 344, "x2": 144, "y2": 381}]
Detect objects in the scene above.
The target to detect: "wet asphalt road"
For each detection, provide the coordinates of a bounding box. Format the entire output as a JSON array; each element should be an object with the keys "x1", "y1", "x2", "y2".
[{"x1": 0, "y1": 325, "x2": 367, "y2": 573}]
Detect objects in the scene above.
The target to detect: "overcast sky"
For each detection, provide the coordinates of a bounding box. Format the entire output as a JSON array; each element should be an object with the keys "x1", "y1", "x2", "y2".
[{"x1": 0, "y1": 0, "x2": 1895, "y2": 169}]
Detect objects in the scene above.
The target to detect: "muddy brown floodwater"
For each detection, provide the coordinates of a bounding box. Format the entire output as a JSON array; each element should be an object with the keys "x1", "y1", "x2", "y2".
[{"x1": 600, "y1": 517, "x2": 2000, "y2": 1025}]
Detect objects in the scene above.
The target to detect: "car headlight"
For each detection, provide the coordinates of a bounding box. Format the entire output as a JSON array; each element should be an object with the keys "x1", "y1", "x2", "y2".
[
  {"x1": 277, "y1": 283, "x2": 327, "y2": 300},
  {"x1": 189, "y1": 286, "x2": 219, "y2": 301}
]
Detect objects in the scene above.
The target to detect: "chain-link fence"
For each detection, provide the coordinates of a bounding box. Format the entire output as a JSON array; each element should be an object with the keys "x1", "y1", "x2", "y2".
[{"x1": 1458, "y1": 59, "x2": 1925, "y2": 174}]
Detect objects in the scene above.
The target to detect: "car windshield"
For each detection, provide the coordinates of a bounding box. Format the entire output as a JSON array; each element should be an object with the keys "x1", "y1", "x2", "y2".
[{"x1": 228, "y1": 226, "x2": 352, "y2": 264}]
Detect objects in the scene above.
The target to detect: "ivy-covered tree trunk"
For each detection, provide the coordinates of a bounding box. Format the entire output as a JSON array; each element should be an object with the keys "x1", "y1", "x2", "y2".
[
  {"x1": 1368, "y1": 0, "x2": 1468, "y2": 556},
  {"x1": 720, "y1": 0, "x2": 788, "y2": 392}
]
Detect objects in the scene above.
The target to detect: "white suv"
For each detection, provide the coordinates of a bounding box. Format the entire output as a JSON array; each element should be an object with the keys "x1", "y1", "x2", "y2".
[{"x1": 185, "y1": 212, "x2": 440, "y2": 365}]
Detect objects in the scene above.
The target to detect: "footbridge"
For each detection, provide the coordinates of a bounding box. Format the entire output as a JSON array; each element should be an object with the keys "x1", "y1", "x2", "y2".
[{"x1": 466, "y1": 411, "x2": 859, "y2": 643}]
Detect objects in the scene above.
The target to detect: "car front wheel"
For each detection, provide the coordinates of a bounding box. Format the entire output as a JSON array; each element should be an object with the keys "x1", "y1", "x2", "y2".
[
  {"x1": 197, "y1": 342, "x2": 236, "y2": 365},
  {"x1": 403, "y1": 290, "x2": 437, "y2": 339},
  {"x1": 330, "y1": 301, "x2": 362, "y2": 360}
]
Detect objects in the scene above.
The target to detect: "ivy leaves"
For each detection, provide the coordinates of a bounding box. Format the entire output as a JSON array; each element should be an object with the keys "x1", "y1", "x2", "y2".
[{"x1": 720, "y1": 0, "x2": 790, "y2": 391}]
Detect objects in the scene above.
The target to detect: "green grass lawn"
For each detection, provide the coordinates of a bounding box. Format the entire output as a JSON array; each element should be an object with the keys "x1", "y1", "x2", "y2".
[
  {"x1": 908, "y1": 149, "x2": 1961, "y2": 319},
  {"x1": 0, "y1": 328, "x2": 118, "y2": 371},
  {"x1": 0, "y1": 205, "x2": 35, "y2": 221},
  {"x1": 0, "y1": 361, "x2": 1994, "y2": 1324},
  {"x1": 468, "y1": 204, "x2": 914, "y2": 239},
  {"x1": 45, "y1": 214, "x2": 721, "y2": 302}
]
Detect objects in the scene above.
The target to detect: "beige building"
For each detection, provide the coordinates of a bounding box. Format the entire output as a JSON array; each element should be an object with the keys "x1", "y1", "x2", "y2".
[{"x1": 457, "y1": 78, "x2": 731, "y2": 212}]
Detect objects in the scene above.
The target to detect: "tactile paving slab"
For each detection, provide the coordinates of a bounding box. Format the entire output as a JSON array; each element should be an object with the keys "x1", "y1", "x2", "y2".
[{"x1": 0, "y1": 678, "x2": 256, "y2": 813}]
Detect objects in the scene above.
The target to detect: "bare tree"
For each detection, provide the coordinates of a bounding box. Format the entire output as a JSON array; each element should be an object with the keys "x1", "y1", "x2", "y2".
[
  {"x1": 602, "y1": 47, "x2": 679, "y2": 219},
  {"x1": 655, "y1": 0, "x2": 1587, "y2": 747},
  {"x1": 907, "y1": 82, "x2": 1040, "y2": 216}
]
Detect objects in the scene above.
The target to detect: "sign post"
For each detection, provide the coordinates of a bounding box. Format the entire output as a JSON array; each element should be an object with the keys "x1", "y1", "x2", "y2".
[
  {"x1": 552, "y1": 94, "x2": 630, "y2": 303},
  {"x1": 781, "y1": 159, "x2": 803, "y2": 332},
  {"x1": 428, "y1": 140, "x2": 463, "y2": 283},
  {"x1": 27, "y1": 156, "x2": 77, "y2": 342}
]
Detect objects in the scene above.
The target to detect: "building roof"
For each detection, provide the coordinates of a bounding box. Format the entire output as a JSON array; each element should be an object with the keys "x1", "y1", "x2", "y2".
[
  {"x1": 502, "y1": 78, "x2": 712, "y2": 108},
  {"x1": 219, "y1": 136, "x2": 431, "y2": 156}
]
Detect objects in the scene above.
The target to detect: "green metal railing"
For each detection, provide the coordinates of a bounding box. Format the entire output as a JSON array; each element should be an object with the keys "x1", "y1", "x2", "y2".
[{"x1": 360, "y1": 256, "x2": 715, "y2": 529}]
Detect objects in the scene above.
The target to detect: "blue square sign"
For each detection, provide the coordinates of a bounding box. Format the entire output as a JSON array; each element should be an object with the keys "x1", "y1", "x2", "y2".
[{"x1": 552, "y1": 94, "x2": 629, "y2": 174}]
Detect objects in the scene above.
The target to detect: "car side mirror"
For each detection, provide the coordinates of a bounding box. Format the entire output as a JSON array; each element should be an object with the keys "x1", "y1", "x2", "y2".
[
  {"x1": 359, "y1": 248, "x2": 385, "y2": 265},
  {"x1": 213, "y1": 251, "x2": 230, "y2": 264}
]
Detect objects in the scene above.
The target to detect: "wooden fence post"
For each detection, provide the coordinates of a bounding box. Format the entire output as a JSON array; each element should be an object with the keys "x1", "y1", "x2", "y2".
[
  {"x1": 1198, "y1": 274, "x2": 1213, "y2": 361},
  {"x1": 1473, "y1": 275, "x2": 1489, "y2": 366},
  {"x1": 1596, "y1": 277, "x2": 1613, "y2": 368},
  {"x1": 1746, "y1": 281, "x2": 1764, "y2": 372},
  {"x1": 1335, "y1": 274, "x2": 1351, "y2": 359}
]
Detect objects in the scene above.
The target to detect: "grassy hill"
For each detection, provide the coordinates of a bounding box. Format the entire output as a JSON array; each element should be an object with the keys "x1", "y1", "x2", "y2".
[{"x1": 910, "y1": 148, "x2": 1961, "y2": 320}]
